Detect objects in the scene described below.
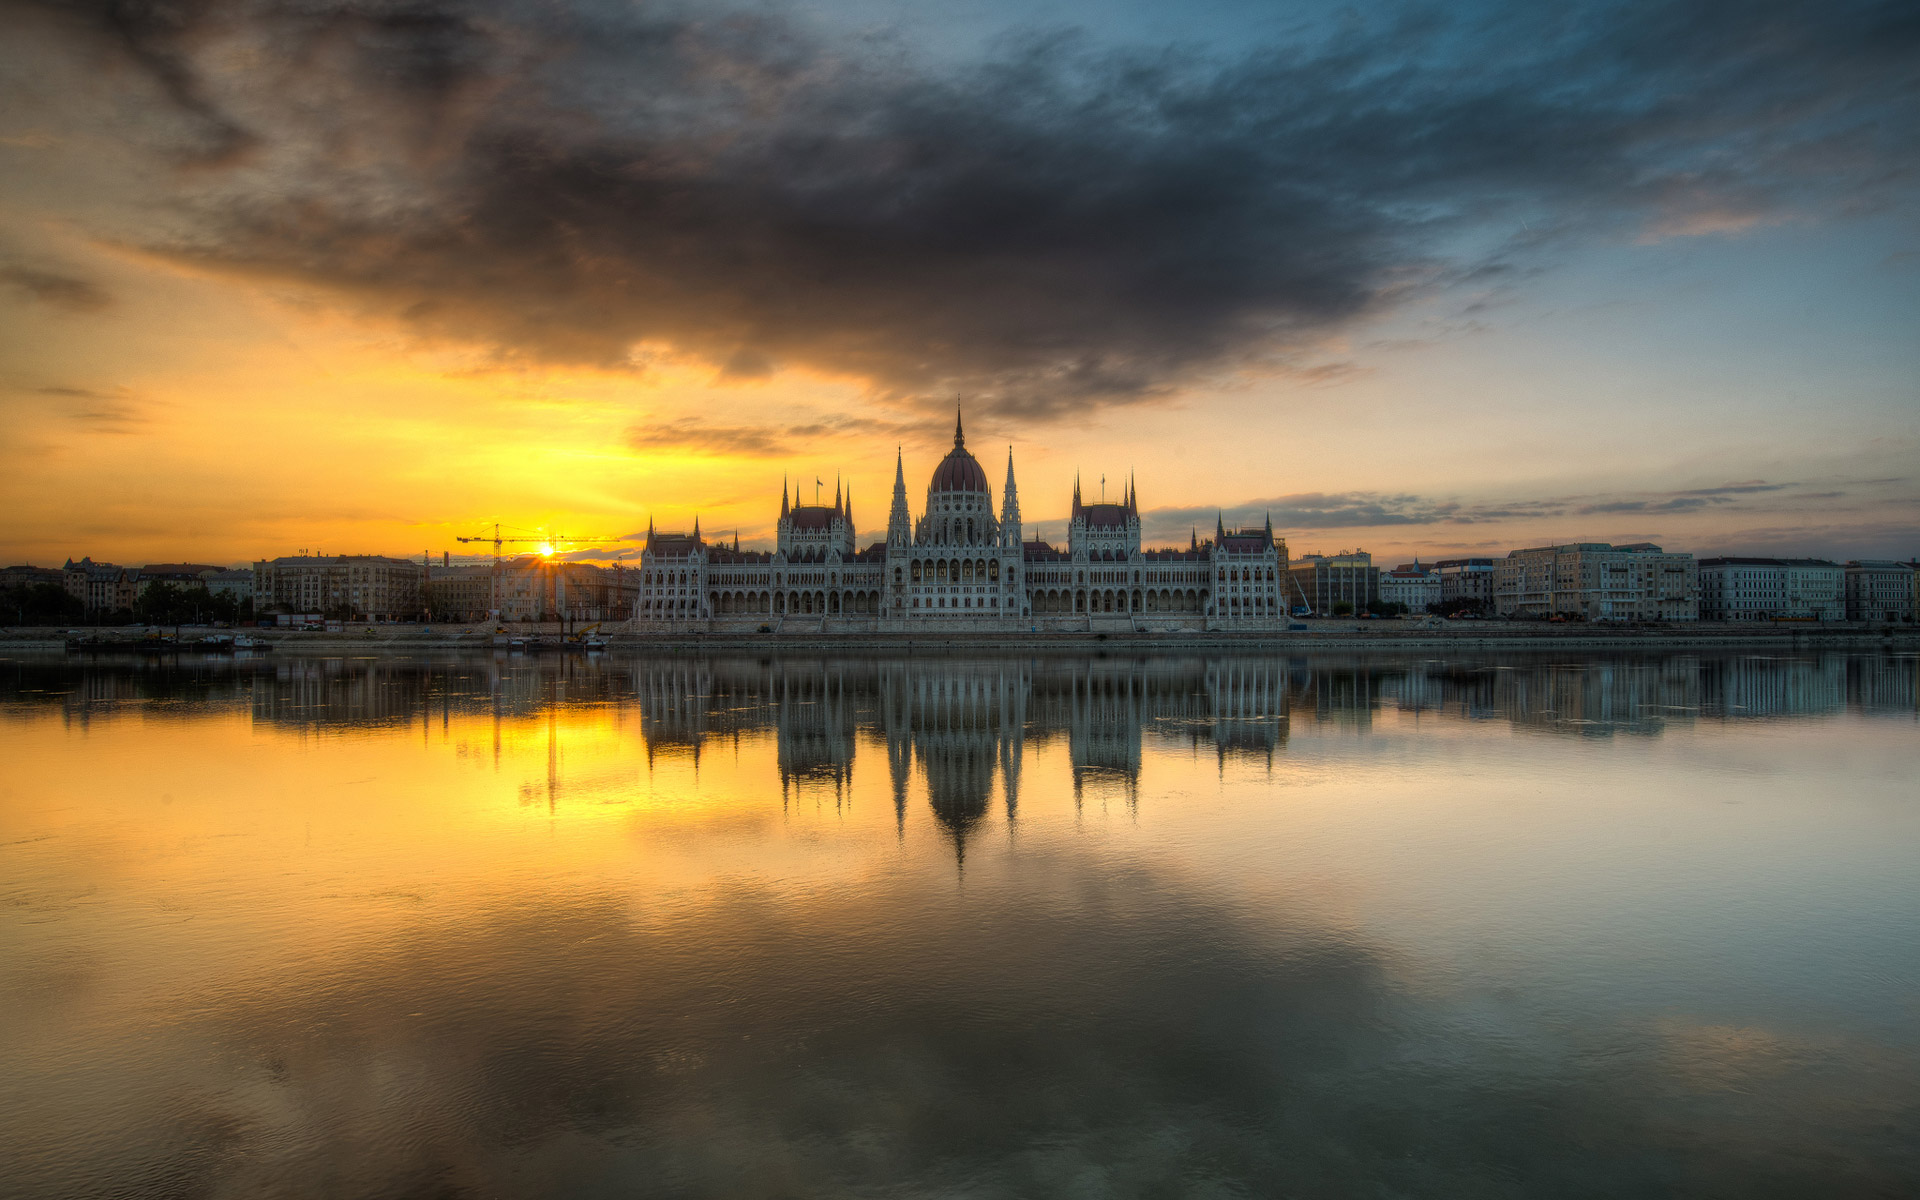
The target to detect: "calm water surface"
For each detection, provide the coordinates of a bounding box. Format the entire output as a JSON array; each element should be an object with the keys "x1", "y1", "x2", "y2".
[{"x1": 2, "y1": 649, "x2": 1916, "y2": 1198}]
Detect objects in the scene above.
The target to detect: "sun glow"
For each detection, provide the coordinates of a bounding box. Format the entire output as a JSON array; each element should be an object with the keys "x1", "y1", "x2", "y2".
[{"x1": 538, "y1": 542, "x2": 555, "y2": 557}]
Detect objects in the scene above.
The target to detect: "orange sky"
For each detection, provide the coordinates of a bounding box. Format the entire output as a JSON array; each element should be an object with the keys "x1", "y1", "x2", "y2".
[{"x1": 1, "y1": 0, "x2": 1915, "y2": 567}]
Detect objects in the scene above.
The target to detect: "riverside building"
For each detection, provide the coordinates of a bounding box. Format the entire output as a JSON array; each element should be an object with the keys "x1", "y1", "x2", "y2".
[
  {"x1": 1433, "y1": 558, "x2": 1497, "y2": 611},
  {"x1": 632, "y1": 414, "x2": 1288, "y2": 631},
  {"x1": 1285, "y1": 552, "x2": 1378, "y2": 615},
  {"x1": 1844, "y1": 561, "x2": 1916, "y2": 623},
  {"x1": 1494, "y1": 543, "x2": 1698, "y2": 621},
  {"x1": 253, "y1": 555, "x2": 424, "y2": 621},
  {"x1": 1378, "y1": 562, "x2": 1440, "y2": 612},
  {"x1": 1697, "y1": 557, "x2": 1844, "y2": 621}
]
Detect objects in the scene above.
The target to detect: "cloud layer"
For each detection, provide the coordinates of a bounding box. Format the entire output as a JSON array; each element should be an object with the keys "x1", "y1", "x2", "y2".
[{"x1": 9, "y1": 0, "x2": 1917, "y2": 420}]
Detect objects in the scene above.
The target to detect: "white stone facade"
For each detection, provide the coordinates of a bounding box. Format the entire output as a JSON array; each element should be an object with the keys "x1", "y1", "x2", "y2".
[
  {"x1": 1697, "y1": 557, "x2": 1843, "y2": 621},
  {"x1": 633, "y1": 415, "x2": 1289, "y2": 632},
  {"x1": 1379, "y1": 565, "x2": 1441, "y2": 612}
]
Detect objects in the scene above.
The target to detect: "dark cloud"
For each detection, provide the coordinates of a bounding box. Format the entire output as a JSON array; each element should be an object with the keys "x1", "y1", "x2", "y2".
[
  {"x1": 32, "y1": 384, "x2": 146, "y2": 431},
  {"x1": 8, "y1": 0, "x2": 1917, "y2": 417},
  {"x1": 0, "y1": 265, "x2": 112, "y2": 312},
  {"x1": 1128, "y1": 477, "x2": 1859, "y2": 542},
  {"x1": 554, "y1": 546, "x2": 639, "y2": 561},
  {"x1": 627, "y1": 413, "x2": 926, "y2": 456},
  {"x1": 1151, "y1": 492, "x2": 1465, "y2": 533},
  {"x1": 1579, "y1": 496, "x2": 1717, "y2": 513},
  {"x1": 1674, "y1": 482, "x2": 1796, "y2": 497}
]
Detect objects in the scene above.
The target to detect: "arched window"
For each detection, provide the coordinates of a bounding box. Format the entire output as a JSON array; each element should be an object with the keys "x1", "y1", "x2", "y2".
[{"x1": 989, "y1": 560, "x2": 1000, "y2": 581}]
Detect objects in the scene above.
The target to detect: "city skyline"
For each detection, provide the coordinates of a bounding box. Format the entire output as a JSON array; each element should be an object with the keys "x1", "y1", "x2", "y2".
[{"x1": 2, "y1": 0, "x2": 1915, "y2": 566}]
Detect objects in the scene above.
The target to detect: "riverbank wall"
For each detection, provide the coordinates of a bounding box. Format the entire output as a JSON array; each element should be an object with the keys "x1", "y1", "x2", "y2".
[{"x1": 7, "y1": 622, "x2": 1919, "y2": 655}]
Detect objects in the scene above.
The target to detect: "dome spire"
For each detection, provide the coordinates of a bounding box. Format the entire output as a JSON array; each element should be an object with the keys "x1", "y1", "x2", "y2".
[{"x1": 954, "y1": 402, "x2": 964, "y2": 448}]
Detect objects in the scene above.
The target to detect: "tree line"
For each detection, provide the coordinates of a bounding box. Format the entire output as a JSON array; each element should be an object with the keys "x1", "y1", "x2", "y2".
[{"x1": 1, "y1": 582, "x2": 254, "y2": 627}]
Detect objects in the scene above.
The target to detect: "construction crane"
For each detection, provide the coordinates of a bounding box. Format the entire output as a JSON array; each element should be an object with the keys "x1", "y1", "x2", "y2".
[
  {"x1": 455, "y1": 523, "x2": 621, "y2": 562},
  {"x1": 453, "y1": 525, "x2": 625, "y2": 627}
]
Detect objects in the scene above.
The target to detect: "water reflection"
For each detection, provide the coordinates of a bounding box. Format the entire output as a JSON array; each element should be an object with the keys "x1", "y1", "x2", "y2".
[
  {"x1": 10, "y1": 646, "x2": 1915, "y2": 746},
  {"x1": 2, "y1": 650, "x2": 1916, "y2": 1197}
]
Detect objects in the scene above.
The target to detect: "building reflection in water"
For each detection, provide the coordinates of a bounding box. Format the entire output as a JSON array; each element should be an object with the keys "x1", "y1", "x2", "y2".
[{"x1": 6, "y1": 649, "x2": 1915, "y2": 855}]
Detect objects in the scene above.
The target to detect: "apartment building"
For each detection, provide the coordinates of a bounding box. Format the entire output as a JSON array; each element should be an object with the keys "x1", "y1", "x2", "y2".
[
  {"x1": 1494, "y1": 542, "x2": 1698, "y2": 621},
  {"x1": 1378, "y1": 563, "x2": 1440, "y2": 612},
  {"x1": 1844, "y1": 561, "x2": 1916, "y2": 622},
  {"x1": 1697, "y1": 557, "x2": 1844, "y2": 621},
  {"x1": 200, "y1": 568, "x2": 256, "y2": 605},
  {"x1": 1433, "y1": 558, "x2": 1497, "y2": 610},
  {"x1": 253, "y1": 555, "x2": 424, "y2": 620},
  {"x1": 61, "y1": 558, "x2": 141, "y2": 613},
  {"x1": 423, "y1": 563, "x2": 496, "y2": 621},
  {"x1": 1285, "y1": 551, "x2": 1378, "y2": 614},
  {"x1": 1, "y1": 565, "x2": 67, "y2": 591}
]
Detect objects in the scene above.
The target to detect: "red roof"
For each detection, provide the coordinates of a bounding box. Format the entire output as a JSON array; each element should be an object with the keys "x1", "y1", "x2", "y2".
[
  {"x1": 930, "y1": 445, "x2": 988, "y2": 493},
  {"x1": 788, "y1": 505, "x2": 837, "y2": 530},
  {"x1": 1080, "y1": 503, "x2": 1130, "y2": 529}
]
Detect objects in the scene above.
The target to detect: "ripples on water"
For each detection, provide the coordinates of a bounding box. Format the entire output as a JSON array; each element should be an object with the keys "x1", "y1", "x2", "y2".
[{"x1": 1, "y1": 649, "x2": 1916, "y2": 1198}]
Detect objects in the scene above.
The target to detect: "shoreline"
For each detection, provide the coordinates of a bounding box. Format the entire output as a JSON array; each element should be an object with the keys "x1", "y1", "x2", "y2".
[{"x1": 7, "y1": 623, "x2": 1918, "y2": 655}]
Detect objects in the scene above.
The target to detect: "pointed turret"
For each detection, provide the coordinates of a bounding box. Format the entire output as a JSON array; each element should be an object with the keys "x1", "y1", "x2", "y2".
[
  {"x1": 954, "y1": 404, "x2": 965, "y2": 448},
  {"x1": 1190, "y1": 526, "x2": 1198, "y2": 551},
  {"x1": 1072, "y1": 472, "x2": 1083, "y2": 519},
  {"x1": 887, "y1": 446, "x2": 912, "y2": 548},
  {"x1": 781, "y1": 476, "x2": 789, "y2": 518},
  {"x1": 1000, "y1": 446, "x2": 1022, "y2": 548},
  {"x1": 693, "y1": 514, "x2": 702, "y2": 542},
  {"x1": 647, "y1": 514, "x2": 655, "y2": 551},
  {"x1": 1216, "y1": 512, "x2": 1225, "y2": 540},
  {"x1": 834, "y1": 476, "x2": 842, "y2": 513}
]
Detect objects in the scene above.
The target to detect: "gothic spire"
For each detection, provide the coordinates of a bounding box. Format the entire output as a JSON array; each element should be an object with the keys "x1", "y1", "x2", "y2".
[
  {"x1": 834, "y1": 475, "x2": 842, "y2": 512},
  {"x1": 1000, "y1": 446, "x2": 1022, "y2": 548},
  {"x1": 693, "y1": 513, "x2": 702, "y2": 541},
  {"x1": 1072, "y1": 471, "x2": 1082, "y2": 518},
  {"x1": 954, "y1": 403, "x2": 964, "y2": 448},
  {"x1": 780, "y1": 476, "x2": 789, "y2": 518},
  {"x1": 887, "y1": 446, "x2": 912, "y2": 547}
]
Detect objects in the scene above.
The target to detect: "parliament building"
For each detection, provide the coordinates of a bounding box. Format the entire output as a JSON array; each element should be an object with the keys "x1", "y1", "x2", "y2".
[{"x1": 634, "y1": 414, "x2": 1288, "y2": 631}]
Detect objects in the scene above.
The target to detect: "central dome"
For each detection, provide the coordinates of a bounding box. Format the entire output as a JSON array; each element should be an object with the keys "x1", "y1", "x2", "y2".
[{"x1": 928, "y1": 411, "x2": 989, "y2": 494}]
